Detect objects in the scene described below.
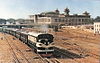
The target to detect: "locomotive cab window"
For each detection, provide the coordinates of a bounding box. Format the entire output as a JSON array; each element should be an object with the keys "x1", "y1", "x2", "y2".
[{"x1": 37, "y1": 34, "x2": 54, "y2": 45}]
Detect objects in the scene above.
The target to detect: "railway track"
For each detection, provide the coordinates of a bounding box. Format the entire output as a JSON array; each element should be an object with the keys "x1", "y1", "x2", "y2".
[
  {"x1": 4, "y1": 34, "x2": 30, "y2": 63},
  {"x1": 50, "y1": 58, "x2": 61, "y2": 63},
  {"x1": 3, "y1": 33, "x2": 99, "y2": 63},
  {"x1": 3, "y1": 33, "x2": 61, "y2": 63},
  {"x1": 3, "y1": 34, "x2": 21, "y2": 63},
  {"x1": 36, "y1": 54, "x2": 50, "y2": 63},
  {"x1": 89, "y1": 52, "x2": 100, "y2": 59},
  {"x1": 36, "y1": 53, "x2": 61, "y2": 63},
  {"x1": 54, "y1": 48, "x2": 82, "y2": 63},
  {"x1": 43, "y1": 58, "x2": 61, "y2": 63},
  {"x1": 54, "y1": 46, "x2": 100, "y2": 62},
  {"x1": 3, "y1": 32, "x2": 90, "y2": 63},
  {"x1": 56, "y1": 36, "x2": 100, "y2": 59}
]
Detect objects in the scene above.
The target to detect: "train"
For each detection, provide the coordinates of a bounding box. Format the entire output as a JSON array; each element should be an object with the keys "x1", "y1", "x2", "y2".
[{"x1": 0, "y1": 27, "x2": 54, "y2": 57}]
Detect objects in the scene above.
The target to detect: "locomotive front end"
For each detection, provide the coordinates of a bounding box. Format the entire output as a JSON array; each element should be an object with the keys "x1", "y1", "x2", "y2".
[{"x1": 36, "y1": 34, "x2": 54, "y2": 57}]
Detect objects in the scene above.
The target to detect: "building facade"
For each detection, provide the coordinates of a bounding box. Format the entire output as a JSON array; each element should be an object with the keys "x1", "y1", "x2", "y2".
[
  {"x1": 94, "y1": 22, "x2": 100, "y2": 34},
  {"x1": 15, "y1": 19, "x2": 34, "y2": 24},
  {"x1": 6, "y1": 19, "x2": 34, "y2": 25},
  {"x1": 29, "y1": 8, "x2": 91, "y2": 26}
]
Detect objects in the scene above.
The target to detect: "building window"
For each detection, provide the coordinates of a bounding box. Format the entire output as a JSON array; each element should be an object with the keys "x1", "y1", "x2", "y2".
[
  {"x1": 82, "y1": 19, "x2": 84, "y2": 22},
  {"x1": 55, "y1": 19, "x2": 57, "y2": 22},
  {"x1": 79, "y1": 19, "x2": 81, "y2": 22},
  {"x1": 69, "y1": 23, "x2": 71, "y2": 25},
  {"x1": 62, "y1": 19, "x2": 64, "y2": 22},
  {"x1": 59, "y1": 19, "x2": 61, "y2": 22},
  {"x1": 97, "y1": 25, "x2": 98, "y2": 27},
  {"x1": 66, "y1": 20, "x2": 68, "y2": 22},
  {"x1": 95, "y1": 25, "x2": 96, "y2": 27},
  {"x1": 48, "y1": 19, "x2": 50, "y2": 22}
]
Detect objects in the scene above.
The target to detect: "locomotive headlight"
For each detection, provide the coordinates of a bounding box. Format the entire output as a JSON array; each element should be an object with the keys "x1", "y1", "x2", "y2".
[
  {"x1": 36, "y1": 43, "x2": 44, "y2": 47},
  {"x1": 39, "y1": 39, "x2": 41, "y2": 42},
  {"x1": 45, "y1": 39, "x2": 48, "y2": 41},
  {"x1": 39, "y1": 44, "x2": 42, "y2": 46}
]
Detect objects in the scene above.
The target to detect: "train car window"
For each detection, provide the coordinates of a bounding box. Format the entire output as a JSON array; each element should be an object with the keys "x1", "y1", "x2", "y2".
[
  {"x1": 47, "y1": 52, "x2": 53, "y2": 54},
  {"x1": 38, "y1": 34, "x2": 53, "y2": 41},
  {"x1": 48, "y1": 47, "x2": 53, "y2": 49}
]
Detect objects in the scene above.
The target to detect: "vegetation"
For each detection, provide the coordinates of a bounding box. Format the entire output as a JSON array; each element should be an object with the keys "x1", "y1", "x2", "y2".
[{"x1": 94, "y1": 16, "x2": 100, "y2": 22}]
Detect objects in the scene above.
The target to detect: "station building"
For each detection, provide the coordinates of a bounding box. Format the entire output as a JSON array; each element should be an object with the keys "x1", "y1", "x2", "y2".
[
  {"x1": 94, "y1": 22, "x2": 100, "y2": 34},
  {"x1": 29, "y1": 8, "x2": 91, "y2": 27}
]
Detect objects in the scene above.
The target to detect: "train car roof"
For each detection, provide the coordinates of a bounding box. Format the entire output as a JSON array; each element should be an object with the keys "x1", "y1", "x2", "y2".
[
  {"x1": 21, "y1": 31, "x2": 28, "y2": 35},
  {"x1": 4, "y1": 28, "x2": 19, "y2": 31},
  {"x1": 28, "y1": 32, "x2": 42, "y2": 37}
]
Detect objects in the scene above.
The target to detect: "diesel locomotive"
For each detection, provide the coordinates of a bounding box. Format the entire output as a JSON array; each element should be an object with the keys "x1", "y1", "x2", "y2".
[{"x1": 0, "y1": 27, "x2": 54, "y2": 57}]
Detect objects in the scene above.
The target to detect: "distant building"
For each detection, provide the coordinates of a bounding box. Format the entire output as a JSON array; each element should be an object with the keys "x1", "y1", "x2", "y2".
[
  {"x1": 6, "y1": 19, "x2": 34, "y2": 25},
  {"x1": 29, "y1": 8, "x2": 91, "y2": 27},
  {"x1": 94, "y1": 22, "x2": 100, "y2": 34},
  {"x1": 15, "y1": 19, "x2": 34, "y2": 24},
  {"x1": 6, "y1": 18, "x2": 15, "y2": 24},
  {"x1": 0, "y1": 19, "x2": 6, "y2": 24}
]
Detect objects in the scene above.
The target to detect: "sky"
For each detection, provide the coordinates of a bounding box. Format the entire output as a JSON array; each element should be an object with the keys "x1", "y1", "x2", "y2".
[{"x1": 0, "y1": 0, "x2": 100, "y2": 19}]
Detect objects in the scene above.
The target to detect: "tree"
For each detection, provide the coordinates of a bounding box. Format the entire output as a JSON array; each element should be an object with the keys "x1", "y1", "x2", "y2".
[
  {"x1": 0, "y1": 18, "x2": 6, "y2": 24},
  {"x1": 94, "y1": 16, "x2": 100, "y2": 22}
]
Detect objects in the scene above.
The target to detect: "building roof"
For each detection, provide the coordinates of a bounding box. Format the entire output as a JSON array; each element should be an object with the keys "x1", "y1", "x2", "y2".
[
  {"x1": 83, "y1": 11, "x2": 90, "y2": 16},
  {"x1": 41, "y1": 11, "x2": 57, "y2": 14}
]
